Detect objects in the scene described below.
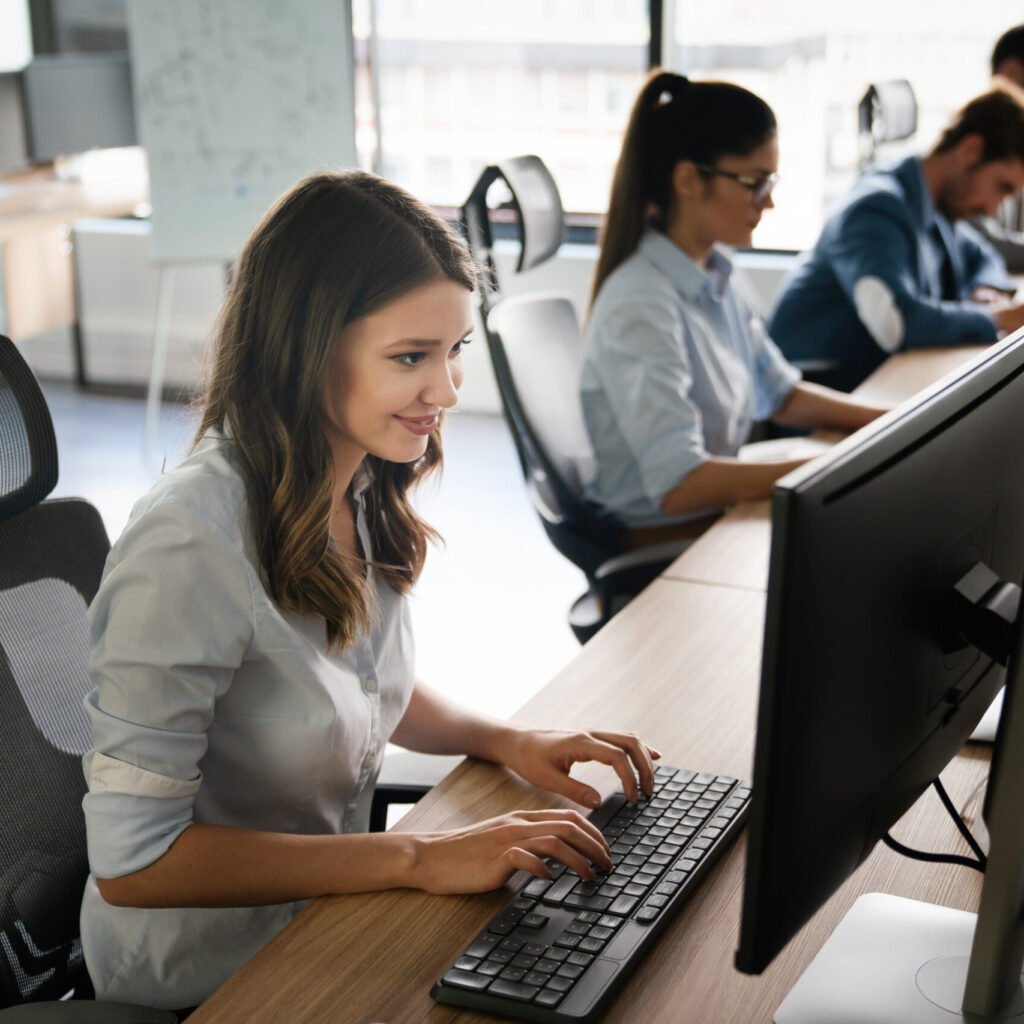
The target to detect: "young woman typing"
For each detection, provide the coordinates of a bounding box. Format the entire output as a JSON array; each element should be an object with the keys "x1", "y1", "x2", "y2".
[
  {"x1": 80, "y1": 171, "x2": 660, "y2": 1011},
  {"x1": 581, "y1": 71, "x2": 888, "y2": 529}
]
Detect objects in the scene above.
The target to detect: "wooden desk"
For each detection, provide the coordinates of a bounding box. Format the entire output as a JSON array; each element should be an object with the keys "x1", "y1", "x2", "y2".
[
  {"x1": 188, "y1": 345, "x2": 991, "y2": 1024},
  {"x1": 661, "y1": 346, "x2": 987, "y2": 592}
]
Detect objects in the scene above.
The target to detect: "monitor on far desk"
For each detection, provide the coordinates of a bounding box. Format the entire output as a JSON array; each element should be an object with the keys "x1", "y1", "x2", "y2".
[{"x1": 736, "y1": 329, "x2": 1024, "y2": 1022}]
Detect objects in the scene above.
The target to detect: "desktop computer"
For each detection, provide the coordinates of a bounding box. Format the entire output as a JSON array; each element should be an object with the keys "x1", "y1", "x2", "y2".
[{"x1": 736, "y1": 330, "x2": 1024, "y2": 1021}]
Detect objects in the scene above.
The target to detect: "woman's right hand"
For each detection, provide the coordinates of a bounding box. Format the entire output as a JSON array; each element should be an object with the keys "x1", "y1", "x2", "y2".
[{"x1": 410, "y1": 809, "x2": 613, "y2": 895}]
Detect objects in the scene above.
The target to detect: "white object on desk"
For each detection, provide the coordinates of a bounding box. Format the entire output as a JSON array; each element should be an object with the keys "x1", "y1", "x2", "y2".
[
  {"x1": 739, "y1": 437, "x2": 833, "y2": 463},
  {"x1": 970, "y1": 689, "x2": 1004, "y2": 743}
]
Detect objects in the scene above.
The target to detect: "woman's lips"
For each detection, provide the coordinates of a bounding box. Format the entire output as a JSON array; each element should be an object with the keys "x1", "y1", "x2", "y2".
[{"x1": 394, "y1": 414, "x2": 438, "y2": 436}]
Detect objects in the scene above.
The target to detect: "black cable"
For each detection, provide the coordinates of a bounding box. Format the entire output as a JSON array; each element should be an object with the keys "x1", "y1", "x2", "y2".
[
  {"x1": 882, "y1": 777, "x2": 988, "y2": 874},
  {"x1": 932, "y1": 777, "x2": 988, "y2": 868},
  {"x1": 882, "y1": 833, "x2": 985, "y2": 873}
]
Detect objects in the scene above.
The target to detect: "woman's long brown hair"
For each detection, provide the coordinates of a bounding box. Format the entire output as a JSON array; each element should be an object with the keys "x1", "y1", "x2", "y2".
[
  {"x1": 590, "y1": 69, "x2": 777, "y2": 308},
  {"x1": 194, "y1": 170, "x2": 476, "y2": 652}
]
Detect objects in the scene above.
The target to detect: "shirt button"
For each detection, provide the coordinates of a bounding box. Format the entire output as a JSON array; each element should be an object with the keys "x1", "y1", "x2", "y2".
[{"x1": 365, "y1": 676, "x2": 378, "y2": 693}]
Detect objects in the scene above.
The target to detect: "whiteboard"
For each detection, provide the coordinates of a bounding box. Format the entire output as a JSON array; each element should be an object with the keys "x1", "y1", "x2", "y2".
[{"x1": 127, "y1": 0, "x2": 356, "y2": 264}]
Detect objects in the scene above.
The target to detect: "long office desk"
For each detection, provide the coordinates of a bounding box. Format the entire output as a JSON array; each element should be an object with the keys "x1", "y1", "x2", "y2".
[{"x1": 188, "y1": 345, "x2": 992, "y2": 1024}]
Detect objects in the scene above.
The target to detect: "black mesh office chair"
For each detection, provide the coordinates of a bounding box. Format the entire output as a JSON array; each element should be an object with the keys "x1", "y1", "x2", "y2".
[
  {"x1": 0, "y1": 337, "x2": 175, "y2": 1022},
  {"x1": 462, "y1": 157, "x2": 690, "y2": 644}
]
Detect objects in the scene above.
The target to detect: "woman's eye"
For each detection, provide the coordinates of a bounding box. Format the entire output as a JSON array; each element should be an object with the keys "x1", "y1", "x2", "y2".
[
  {"x1": 393, "y1": 352, "x2": 426, "y2": 367},
  {"x1": 451, "y1": 337, "x2": 472, "y2": 357}
]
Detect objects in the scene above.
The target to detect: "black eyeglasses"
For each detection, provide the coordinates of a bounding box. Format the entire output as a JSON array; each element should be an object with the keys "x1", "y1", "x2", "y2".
[{"x1": 696, "y1": 165, "x2": 780, "y2": 203}]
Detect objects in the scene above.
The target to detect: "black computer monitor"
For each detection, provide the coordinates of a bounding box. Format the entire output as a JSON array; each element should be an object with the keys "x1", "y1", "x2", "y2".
[{"x1": 735, "y1": 331, "x2": 1024, "y2": 1021}]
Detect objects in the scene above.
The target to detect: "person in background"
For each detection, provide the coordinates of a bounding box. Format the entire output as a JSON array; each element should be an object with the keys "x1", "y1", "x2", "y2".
[
  {"x1": 974, "y1": 24, "x2": 1024, "y2": 271},
  {"x1": 770, "y1": 84, "x2": 1024, "y2": 392},
  {"x1": 80, "y1": 170, "x2": 661, "y2": 1012},
  {"x1": 581, "y1": 70, "x2": 887, "y2": 534}
]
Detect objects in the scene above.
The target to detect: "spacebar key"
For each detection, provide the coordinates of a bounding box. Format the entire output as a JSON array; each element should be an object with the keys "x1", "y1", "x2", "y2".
[
  {"x1": 488, "y1": 980, "x2": 541, "y2": 1002},
  {"x1": 539, "y1": 874, "x2": 578, "y2": 904}
]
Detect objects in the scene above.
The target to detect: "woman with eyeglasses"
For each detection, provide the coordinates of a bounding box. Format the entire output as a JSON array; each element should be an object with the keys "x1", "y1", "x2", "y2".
[{"x1": 581, "y1": 70, "x2": 888, "y2": 534}]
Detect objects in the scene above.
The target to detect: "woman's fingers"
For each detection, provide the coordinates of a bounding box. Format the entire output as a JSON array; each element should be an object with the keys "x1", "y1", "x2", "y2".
[{"x1": 590, "y1": 730, "x2": 660, "y2": 796}]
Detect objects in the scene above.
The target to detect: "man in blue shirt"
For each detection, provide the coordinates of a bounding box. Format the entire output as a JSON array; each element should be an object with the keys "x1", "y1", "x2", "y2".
[{"x1": 770, "y1": 84, "x2": 1024, "y2": 391}]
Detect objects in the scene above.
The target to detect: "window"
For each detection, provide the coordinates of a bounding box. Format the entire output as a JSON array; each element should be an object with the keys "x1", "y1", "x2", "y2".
[
  {"x1": 353, "y1": 0, "x2": 648, "y2": 214},
  {"x1": 671, "y1": 0, "x2": 1024, "y2": 249}
]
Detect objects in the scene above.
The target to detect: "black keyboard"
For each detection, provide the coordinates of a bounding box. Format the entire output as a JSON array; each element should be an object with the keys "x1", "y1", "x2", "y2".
[{"x1": 430, "y1": 765, "x2": 751, "y2": 1022}]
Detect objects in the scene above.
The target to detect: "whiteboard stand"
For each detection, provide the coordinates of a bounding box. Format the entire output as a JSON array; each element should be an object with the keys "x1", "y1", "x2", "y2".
[{"x1": 143, "y1": 263, "x2": 175, "y2": 460}]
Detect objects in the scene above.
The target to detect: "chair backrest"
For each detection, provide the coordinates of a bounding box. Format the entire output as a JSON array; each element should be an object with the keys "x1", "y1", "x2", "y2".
[
  {"x1": 858, "y1": 79, "x2": 917, "y2": 169},
  {"x1": 0, "y1": 336, "x2": 110, "y2": 1006},
  {"x1": 462, "y1": 155, "x2": 565, "y2": 317},
  {"x1": 485, "y1": 294, "x2": 618, "y2": 576}
]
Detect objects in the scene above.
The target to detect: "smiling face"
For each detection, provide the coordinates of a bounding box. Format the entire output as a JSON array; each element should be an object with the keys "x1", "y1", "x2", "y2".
[{"x1": 321, "y1": 277, "x2": 473, "y2": 478}]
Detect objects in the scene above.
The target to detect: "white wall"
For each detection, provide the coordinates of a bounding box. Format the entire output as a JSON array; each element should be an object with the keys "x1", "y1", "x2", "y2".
[{"x1": 13, "y1": 221, "x2": 798, "y2": 413}]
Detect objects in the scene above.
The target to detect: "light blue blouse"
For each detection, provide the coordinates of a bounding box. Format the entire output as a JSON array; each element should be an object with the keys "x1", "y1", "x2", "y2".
[
  {"x1": 80, "y1": 434, "x2": 415, "y2": 1010},
  {"x1": 581, "y1": 230, "x2": 801, "y2": 525}
]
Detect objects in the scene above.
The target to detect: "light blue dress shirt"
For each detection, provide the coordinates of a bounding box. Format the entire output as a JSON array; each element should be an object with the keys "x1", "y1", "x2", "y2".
[
  {"x1": 80, "y1": 433, "x2": 415, "y2": 1010},
  {"x1": 581, "y1": 230, "x2": 801, "y2": 525}
]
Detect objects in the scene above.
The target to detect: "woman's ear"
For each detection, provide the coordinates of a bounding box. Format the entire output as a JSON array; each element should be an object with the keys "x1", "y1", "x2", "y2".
[{"x1": 672, "y1": 160, "x2": 704, "y2": 200}]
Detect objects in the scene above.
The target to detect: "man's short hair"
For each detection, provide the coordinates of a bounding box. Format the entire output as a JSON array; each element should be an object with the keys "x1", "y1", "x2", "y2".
[
  {"x1": 932, "y1": 82, "x2": 1024, "y2": 163},
  {"x1": 992, "y1": 24, "x2": 1024, "y2": 75}
]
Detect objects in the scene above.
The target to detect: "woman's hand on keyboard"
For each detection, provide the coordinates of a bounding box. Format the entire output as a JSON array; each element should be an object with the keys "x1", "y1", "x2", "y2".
[
  {"x1": 498, "y1": 728, "x2": 661, "y2": 807},
  {"x1": 411, "y1": 809, "x2": 612, "y2": 895}
]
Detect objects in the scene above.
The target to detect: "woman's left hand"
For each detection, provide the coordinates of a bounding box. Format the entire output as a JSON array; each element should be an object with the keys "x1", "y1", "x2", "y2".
[{"x1": 499, "y1": 728, "x2": 662, "y2": 808}]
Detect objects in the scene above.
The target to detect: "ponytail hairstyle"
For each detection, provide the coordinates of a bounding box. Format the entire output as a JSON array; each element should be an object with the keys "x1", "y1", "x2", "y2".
[
  {"x1": 194, "y1": 170, "x2": 477, "y2": 652},
  {"x1": 591, "y1": 69, "x2": 777, "y2": 306}
]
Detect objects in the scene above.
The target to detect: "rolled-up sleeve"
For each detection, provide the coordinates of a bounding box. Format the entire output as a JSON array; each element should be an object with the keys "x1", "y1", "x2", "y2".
[
  {"x1": 594, "y1": 302, "x2": 708, "y2": 508},
  {"x1": 83, "y1": 499, "x2": 255, "y2": 879},
  {"x1": 748, "y1": 315, "x2": 801, "y2": 420}
]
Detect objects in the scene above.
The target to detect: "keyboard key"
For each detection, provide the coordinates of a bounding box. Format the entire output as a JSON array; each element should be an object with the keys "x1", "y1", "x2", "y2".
[
  {"x1": 648, "y1": 894, "x2": 670, "y2": 908},
  {"x1": 488, "y1": 919, "x2": 516, "y2": 936},
  {"x1": 567, "y1": 951, "x2": 594, "y2": 967},
  {"x1": 499, "y1": 967, "x2": 527, "y2": 982},
  {"x1": 477, "y1": 960, "x2": 503, "y2": 977},
  {"x1": 590, "y1": 925, "x2": 615, "y2": 941},
  {"x1": 540, "y1": 875, "x2": 578, "y2": 904},
  {"x1": 465, "y1": 934, "x2": 500, "y2": 958},
  {"x1": 566, "y1": 920, "x2": 590, "y2": 936},
  {"x1": 454, "y1": 956, "x2": 481, "y2": 971},
  {"x1": 556, "y1": 964, "x2": 585, "y2": 980},
  {"x1": 546, "y1": 974, "x2": 574, "y2": 992},
  {"x1": 520, "y1": 913, "x2": 548, "y2": 929},
  {"x1": 499, "y1": 938, "x2": 525, "y2": 953},
  {"x1": 598, "y1": 915, "x2": 624, "y2": 929},
  {"x1": 579, "y1": 937, "x2": 605, "y2": 953},
  {"x1": 511, "y1": 954, "x2": 538, "y2": 969},
  {"x1": 575, "y1": 911, "x2": 602, "y2": 924},
  {"x1": 563, "y1": 893, "x2": 612, "y2": 911},
  {"x1": 636, "y1": 906, "x2": 661, "y2": 923},
  {"x1": 547, "y1": 946, "x2": 570, "y2": 962},
  {"x1": 609, "y1": 895, "x2": 640, "y2": 916},
  {"x1": 490, "y1": 950, "x2": 514, "y2": 964},
  {"x1": 443, "y1": 969, "x2": 491, "y2": 991},
  {"x1": 524, "y1": 971, "x2": 549, "y2": 987},
  {"x1": 522, "y1": 942, "x2": 547, "y2": 957},
  {"x1": 489, "y1": 980, "x2": 541, "y2": 1002},
  {"x1": 634, "y1": 872, "x2": 659, "y2": 886},
  {"x1": 624, "y1": 882, "x2": 648, "y2": 897},
  {"x1": 554, "y1": 934, "x2": 581, "y2": 949},
  {"x1": 534, "y1": 958, "x2": 559, "y2": 974},
  {"x1": 523, "y1": 878, "x2": 552, "y2": 898},
  {"x1": 534, "y1": 989, "x2": 564, "y2": 1007}
]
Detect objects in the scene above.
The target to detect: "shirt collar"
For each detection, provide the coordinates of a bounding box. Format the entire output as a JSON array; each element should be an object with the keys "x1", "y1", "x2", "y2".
[{"x1": 637, "y1": 229, "x2": 733, "y2": 302}]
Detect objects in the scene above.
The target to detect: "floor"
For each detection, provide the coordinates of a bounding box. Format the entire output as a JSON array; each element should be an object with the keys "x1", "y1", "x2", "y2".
[{"x1": 44, "y1": 383, "x2": 583, "y2": 724}]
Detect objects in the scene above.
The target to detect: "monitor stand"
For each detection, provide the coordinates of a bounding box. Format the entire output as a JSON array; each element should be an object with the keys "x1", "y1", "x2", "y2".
[{"x1": 775, "y1": 893, "x2": 1024, "y2": 1023}]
